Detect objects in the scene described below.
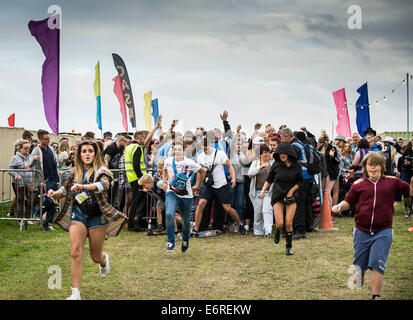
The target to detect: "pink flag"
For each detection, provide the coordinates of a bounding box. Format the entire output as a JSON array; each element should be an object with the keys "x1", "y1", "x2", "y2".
[
  {"x1": 113, "y1": 75, "x2": 128, "y2": 132},
  {"x1": 332, "y1": 88, "x2": 351, "y2": 138}
]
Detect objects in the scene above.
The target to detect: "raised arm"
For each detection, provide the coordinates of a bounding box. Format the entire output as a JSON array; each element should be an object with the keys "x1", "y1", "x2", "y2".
[
  {"x1": 220, "y1": 110, "x2": 233, "y2": 139},
  {"x1": 144, "y1": 115, "x2": 163, "y2": 148}
]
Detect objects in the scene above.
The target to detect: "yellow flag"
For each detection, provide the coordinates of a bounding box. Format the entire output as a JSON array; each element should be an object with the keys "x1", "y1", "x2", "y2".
[{"x1": 143, "y1": 91, "x2": 152, "y2": 131}]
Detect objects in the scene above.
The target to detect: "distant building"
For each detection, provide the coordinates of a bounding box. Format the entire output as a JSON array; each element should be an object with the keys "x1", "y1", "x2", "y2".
[{"x1": 378, "y1": 131, "x2": 410, "y2": 140}]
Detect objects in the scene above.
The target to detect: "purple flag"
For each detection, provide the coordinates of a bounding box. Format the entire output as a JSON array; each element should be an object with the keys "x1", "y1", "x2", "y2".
[{"x1": 28, "y1": 16, "x2": 60, "y2": 133}]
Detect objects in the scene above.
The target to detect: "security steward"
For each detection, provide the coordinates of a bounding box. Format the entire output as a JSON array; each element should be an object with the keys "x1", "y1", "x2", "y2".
[{"x1": 125, "y1": 130, "x2": 148, "y2": 231}]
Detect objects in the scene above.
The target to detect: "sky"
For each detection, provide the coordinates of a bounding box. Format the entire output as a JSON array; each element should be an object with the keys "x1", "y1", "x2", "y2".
[{"x1": 0, "y1": 0, "x2": 412, "y2": 138}]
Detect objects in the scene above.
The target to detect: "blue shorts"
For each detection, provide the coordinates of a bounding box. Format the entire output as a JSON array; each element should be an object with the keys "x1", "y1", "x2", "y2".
[
  {"x1": 71, "y1": 204, "x2": 107, "y2": 230},
  {"x1": 353, "y1": 227, "x2": 393, "y2": 275}
]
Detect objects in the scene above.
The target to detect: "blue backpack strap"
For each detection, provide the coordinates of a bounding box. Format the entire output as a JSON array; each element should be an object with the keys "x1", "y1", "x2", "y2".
[
  {"x1": 82, "y1": 171, "x2": 88, "y2": 184},
  {"x1": 172, "y1": 158, "x2": 178, "y2": 176}
]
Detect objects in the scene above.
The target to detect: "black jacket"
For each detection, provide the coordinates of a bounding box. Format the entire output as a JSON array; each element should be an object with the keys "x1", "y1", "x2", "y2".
[{"x1": 325, "y1": 144, "x2": 340, "y2": 180}]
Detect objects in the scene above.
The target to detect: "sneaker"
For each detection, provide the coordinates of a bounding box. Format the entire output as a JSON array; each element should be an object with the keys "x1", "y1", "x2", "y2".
[
  {"x1": 43, "y1": 223, "x2": 56, "y2": 231},
  {"x1": 237, "y1": 224, "x2": 246, "y2": 235},
  {"x1": 264, "y1": 233, "x2": 271, "y2": 238},
  {"x1": 7, "y1": 212, "x2": 14, "y2": 217},
  {"x1": 245, "y1": 225, "x2": 250, "y2": 232},
  {"x1": 286, "y1": 247, "x2": 294, "y2": 255},
  {"x1": 190, "y1": 229, "x2": 199, "y2": 238},
  {"x1": 166, "y1": 242, "x2": 175, "y2": 252},
  {"x1": 27, "y1": 221, "x2": 34, "y2": 225},
  {"x1": 99, "y1": 253, "x2": 110, "y2": 278},
  {"x1": 66, "y1": 287, "x2": 81, "y2": 300},
  {"x1": 181, "y1": 241, "x2": 189, "y2": 253},
  {"x1": 175, "y1": 232, "x2": 182, "y2": 241},
  {"x1": 154, "y1": 225, "x2": 164, "y2": 233}
]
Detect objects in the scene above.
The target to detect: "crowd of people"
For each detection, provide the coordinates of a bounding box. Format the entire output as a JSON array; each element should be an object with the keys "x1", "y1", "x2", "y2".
[{"x1": 6, "y1": 111, "x2": 413, "y2": 300}]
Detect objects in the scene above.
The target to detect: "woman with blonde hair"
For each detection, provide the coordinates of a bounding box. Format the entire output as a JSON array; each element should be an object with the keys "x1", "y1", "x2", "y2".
[{"x1": 48, "y1": 140, "x2": 125, "y2": 300}]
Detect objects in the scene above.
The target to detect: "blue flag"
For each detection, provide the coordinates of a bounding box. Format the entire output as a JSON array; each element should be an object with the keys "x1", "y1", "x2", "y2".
[
  {"x1": 355, "y1": 82, "x2": 370, "y2": 138},
  {"x1": 152, "y1": 98, "x2": 159, "y2": 126}
]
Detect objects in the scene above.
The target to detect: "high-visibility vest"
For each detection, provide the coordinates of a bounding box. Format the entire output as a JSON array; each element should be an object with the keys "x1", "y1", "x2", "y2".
[{"x1": 124, "y1": 143, "x2": 147, "y2": 183}]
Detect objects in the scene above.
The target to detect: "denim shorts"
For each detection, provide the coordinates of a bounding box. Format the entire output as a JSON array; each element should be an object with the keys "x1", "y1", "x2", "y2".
[
  {"x1": 71, "y1": 204, "x2": 107, "y2": 230},
  {"x1": 352, "y1": 227, "x2": 393, "y2": 275}
]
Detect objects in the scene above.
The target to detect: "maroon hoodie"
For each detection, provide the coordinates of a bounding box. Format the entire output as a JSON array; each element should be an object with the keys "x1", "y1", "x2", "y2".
[{"x1": 345, "y1": 176, "x2": 410, "y2": 233}]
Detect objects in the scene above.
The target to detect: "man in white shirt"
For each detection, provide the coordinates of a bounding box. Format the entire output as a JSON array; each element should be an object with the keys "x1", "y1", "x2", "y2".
[
  {"x1": 162, "y1": 142, "x2": 206, "y2": 252},
  {"x1": 192, "y1": 133, "x2": 246, "y2": 236}
]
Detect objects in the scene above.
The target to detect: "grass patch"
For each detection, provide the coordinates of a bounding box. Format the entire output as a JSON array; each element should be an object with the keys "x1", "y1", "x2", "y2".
[{"x1": 0, "y1": 205, "x2": 412, "y2": 300}]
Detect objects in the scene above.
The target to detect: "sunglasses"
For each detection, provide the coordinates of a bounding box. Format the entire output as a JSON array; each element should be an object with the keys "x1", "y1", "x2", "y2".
[{"x1": 79, "y1": 140, "x2": 97, "y2": 148}]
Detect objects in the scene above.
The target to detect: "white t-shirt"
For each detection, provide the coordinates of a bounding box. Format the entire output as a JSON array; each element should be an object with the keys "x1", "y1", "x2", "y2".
[
  {"x1": 197, "y1": 149, "x2": 229, "y2": 189},
  {"x1": 164, "y1": 156, "x2": 201, "y2": 198}
]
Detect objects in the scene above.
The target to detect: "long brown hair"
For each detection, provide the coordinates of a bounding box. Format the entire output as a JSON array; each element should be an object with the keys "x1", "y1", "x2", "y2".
[
  {"x1": 58, "y1": 140, "x2": 70, "y2": 154},
  {"x1": 74, "y1": 141, "x2": 107, "y2": 184}
]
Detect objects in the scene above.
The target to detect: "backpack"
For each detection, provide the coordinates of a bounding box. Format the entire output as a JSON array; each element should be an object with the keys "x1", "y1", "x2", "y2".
[{"x1": 302, "y1": 143, "x2": 322, "y2": 176}]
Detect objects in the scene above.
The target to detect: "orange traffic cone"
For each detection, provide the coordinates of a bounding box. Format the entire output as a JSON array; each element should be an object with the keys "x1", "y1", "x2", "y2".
[{"x1": 315, "y1": 190, "x2": 339, "y2": 232}]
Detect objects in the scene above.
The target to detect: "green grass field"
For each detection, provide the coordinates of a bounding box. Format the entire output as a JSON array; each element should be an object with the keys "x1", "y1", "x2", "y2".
[{"x1": 0, "y1": 205, "x2": 412, "y2": 300}]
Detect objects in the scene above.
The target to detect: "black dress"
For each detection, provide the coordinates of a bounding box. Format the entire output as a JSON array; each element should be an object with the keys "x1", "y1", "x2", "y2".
[{"x1": 266, "y1": 161, "x2": 304, "y2": 206}]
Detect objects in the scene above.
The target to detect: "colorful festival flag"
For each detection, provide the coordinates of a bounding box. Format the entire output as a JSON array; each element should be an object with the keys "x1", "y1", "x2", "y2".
[
  {"x1": 94, "y1": 61, "x2": 102, "y2": 131},
  {"x1": 332, "y1": 88, "x2": 351, "y2": 137},
  {"x1": 151, "y1": 98, "x2": 159, "y2": 127},
  {"x1": 28, "y1": 16, "x2": 60, "y2": 134},
  {"x1": 8, "y1": 113, "x2": 15, "y2": 127},
  {"x1": 113, "y1": 75, "x2": 128, "y2": 132},
  {"x1": 143, "y1": 91, "x2": 152, "y2": 131},
  {"x1": 112, "y1": 54, "x2": 136, "y2": 128},
  {"x1": 355, "y1": 82, "x2": 371, "y2": 138}
]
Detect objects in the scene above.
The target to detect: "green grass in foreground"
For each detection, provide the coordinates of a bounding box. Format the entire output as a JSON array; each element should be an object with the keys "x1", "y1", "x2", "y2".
[{"x1": 0, "y1": 205, "x2": 412, "y2": 300}]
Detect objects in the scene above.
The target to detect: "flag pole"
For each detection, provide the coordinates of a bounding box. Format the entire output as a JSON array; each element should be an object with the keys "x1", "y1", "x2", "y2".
[{"x1": 407, "y1": 72, "x2": 410, "y2": 139}]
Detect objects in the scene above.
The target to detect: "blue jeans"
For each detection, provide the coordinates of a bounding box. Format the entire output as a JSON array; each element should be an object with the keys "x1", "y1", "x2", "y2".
[
  {"x1": 165, "y1": 192, "x2": 193, "y2": 244},
  {"x1": 43, "y1": 180, "x2": 58, "y2": 226},
  {"x1": 230, "y1": 181, "x2": 244, "y2": 222}
]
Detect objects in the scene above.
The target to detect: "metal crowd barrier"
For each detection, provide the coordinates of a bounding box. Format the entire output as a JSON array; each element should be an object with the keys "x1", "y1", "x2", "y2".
[
  {"x1": 1, "y1": 166, "x2": 157, "y2": 232},
  {"x1": 0, "y1": 169, "x2": 45, "y2": 231}
]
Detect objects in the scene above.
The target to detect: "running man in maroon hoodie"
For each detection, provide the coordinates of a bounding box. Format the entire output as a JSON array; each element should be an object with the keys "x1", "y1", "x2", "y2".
[{"x1": 333, "y1": 152, "x2": 413, "y2": 300}]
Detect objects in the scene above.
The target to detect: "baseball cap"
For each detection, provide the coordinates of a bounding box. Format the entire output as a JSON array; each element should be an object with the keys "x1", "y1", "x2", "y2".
[{"x1": 252, "y1": 137, "x2": 265, "y2": 145}]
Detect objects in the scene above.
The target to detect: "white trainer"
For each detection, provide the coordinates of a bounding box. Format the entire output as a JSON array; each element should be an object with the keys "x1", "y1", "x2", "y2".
[
  {"x1": 66, "y1": 287, "x2": 81, "y2": 300},
  {"x1": 99, "y1": 253, "x2": 110, "y2": 278}
]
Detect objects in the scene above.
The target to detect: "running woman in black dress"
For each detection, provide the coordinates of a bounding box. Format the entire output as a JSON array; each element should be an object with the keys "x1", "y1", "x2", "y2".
[{"x1": 259, "y1": 142, "x2": 303, "y2": 255}]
